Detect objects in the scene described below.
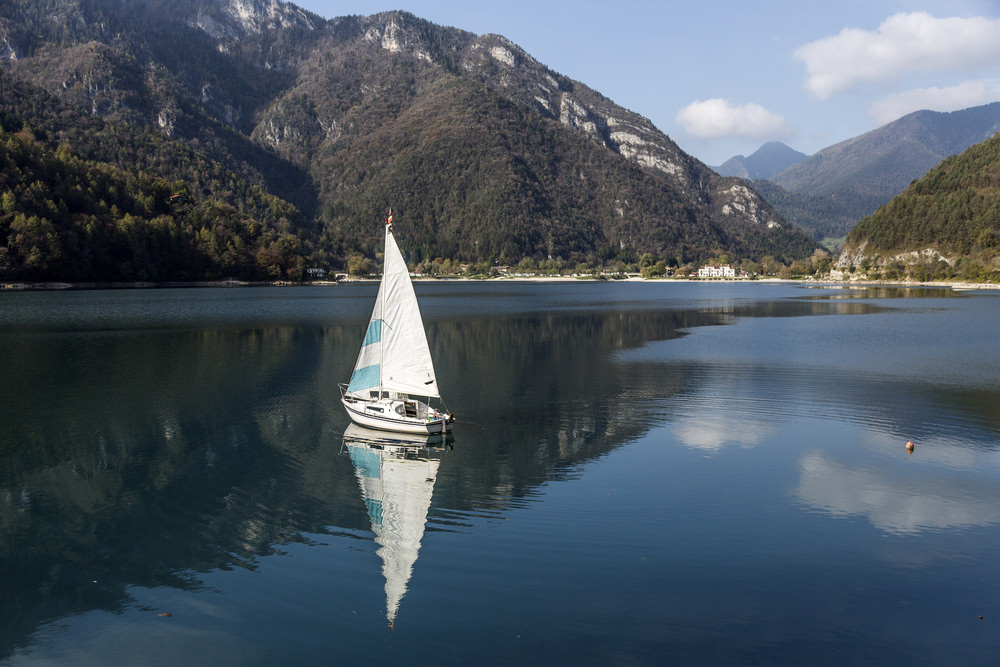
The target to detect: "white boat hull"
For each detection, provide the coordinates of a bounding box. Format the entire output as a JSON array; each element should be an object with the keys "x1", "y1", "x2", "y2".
[
  {"x1": 342, "y1": 396, "x2": 451, "y2": 435},
  {"x1": 343, "y1": 423, "x2": 449, "y2": 448}
]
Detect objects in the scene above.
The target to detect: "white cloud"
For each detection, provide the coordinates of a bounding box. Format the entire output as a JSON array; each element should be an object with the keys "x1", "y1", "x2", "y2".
[
  {"x1": 675, "y1": 98, "x2": 791, "y2": 140},
  {"x1": 868, "y1": 79, "x2": 1000, "y2": 125},
  {"x1": 794, "y1": 12, "x2": 1000, "y2": 99}
]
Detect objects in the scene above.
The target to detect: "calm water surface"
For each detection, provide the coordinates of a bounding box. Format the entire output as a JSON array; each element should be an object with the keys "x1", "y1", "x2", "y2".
[{"x1": 1, "y1": 282, "x2": 999, "y2": 665}]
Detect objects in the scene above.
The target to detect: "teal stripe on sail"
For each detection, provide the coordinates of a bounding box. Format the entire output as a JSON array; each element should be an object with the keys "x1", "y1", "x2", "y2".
[
  {"x1": 348, "y1": 364, "x2": 380, "y2": 393},
  {"x1": 362, "y1": 320, "x2": 382, "y2": 346}
]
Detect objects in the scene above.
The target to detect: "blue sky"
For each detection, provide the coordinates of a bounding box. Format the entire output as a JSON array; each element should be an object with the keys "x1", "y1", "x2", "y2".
[{"x1": 291, "y1": 1, "x2": 1000, "y2": 165}]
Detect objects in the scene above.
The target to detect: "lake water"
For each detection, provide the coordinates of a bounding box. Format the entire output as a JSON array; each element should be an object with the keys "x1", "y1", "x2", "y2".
[{"x1": 1, "y1": 282, "x2": 999, "y2": 665}]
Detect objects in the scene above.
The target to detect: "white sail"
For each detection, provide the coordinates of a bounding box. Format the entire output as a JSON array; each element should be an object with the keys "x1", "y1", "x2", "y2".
[
  {"x1": 347, "y1": 434, "x2": 441, "y2": 627},
  {"x1": 347, "y1": 223, "x2": 439, "y2": 398}
]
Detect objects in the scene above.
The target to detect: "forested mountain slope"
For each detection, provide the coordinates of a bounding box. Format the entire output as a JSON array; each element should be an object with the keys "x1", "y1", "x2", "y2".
[
  {"x1": 838, "y1": 132, "x2": 1000, "y2": 282},
  {"x1": 0, "y1": 0, "x2": 819, "y2": 281},
  {"x1": 0, "y1": 71, "x2": 309, "y2": 281}
]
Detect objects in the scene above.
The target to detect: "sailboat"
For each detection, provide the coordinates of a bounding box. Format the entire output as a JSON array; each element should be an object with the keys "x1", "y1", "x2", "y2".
[
  {"x1": 339, "y1": 211, "x2": 455, "y2": 435},
  {"x1": 344, "y1": 424, "x2": 446, "y2": 628}
]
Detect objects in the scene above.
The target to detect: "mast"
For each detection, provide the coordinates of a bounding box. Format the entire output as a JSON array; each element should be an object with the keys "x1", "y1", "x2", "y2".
[{"x1": 379, "y1": 210, "x2": 392, "y2": 397}]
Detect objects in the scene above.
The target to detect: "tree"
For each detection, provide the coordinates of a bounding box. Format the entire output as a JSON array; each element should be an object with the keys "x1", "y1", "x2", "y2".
[
  {"x1": 347, "y1": 253, "x2": 373, "y2": 276},
  {"x1": 641, "y1": 260, "x2": 667, "y2": 279}
]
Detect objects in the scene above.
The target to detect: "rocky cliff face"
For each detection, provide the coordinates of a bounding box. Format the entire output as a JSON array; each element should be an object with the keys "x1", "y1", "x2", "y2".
[
  {"x1": 177, "y1": 6, "x2": 785, "y2": 236},
  {"x1": 453, "y1": 30, "x2": 697, "y2": 188},
  {"x1": 295, "y1": 12, "x2": 783, "y2": 234}
]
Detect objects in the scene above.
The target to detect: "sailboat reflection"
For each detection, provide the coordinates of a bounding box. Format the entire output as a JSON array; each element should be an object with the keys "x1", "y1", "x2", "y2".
[{"x1": 344, "y1": 424, "x2": 452, "y2": 628}]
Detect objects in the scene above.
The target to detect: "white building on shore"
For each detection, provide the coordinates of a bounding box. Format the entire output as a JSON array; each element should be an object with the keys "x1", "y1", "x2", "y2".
[{"x1": 697, "y1": 264, "x2": 737, "y2": 278}]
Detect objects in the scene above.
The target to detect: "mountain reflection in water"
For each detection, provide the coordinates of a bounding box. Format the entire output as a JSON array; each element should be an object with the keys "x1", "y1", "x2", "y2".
[{"x1": 1, "y1": 283, "x2": 998, "y2": 664}]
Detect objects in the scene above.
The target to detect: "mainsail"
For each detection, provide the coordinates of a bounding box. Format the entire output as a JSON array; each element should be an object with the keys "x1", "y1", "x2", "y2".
[{"x1": 346, "y1": 221, "x2": 439, "y2": 398}]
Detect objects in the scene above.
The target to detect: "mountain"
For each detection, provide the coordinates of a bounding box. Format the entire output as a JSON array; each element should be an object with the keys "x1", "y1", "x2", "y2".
[
  {"x1": 749, "y1": 179, "x2": 860, "y2": 247},
  {"x1": 837, "y1": 132, "x2": 1000, "y2": 282},
  {"x1": 0, "y1": 70, "x2": 313, "y2": 282},
  {"x1": 714, "y1": 141, "x2": 806, "y2": 180},
  {"x1": 764, "y1": 103, "x2": 1000, "y2": 241},
  {"x1": 0, "y1": 0, "x2": 819, "y2": 282}
]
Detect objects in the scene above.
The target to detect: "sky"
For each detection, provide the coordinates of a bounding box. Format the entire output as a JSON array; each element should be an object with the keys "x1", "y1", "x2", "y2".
[{"x1": 290, "y1": 0, "x2": 1000, "y2": 165}]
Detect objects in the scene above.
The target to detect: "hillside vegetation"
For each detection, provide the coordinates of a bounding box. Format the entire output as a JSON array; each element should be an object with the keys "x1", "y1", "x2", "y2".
[
  {"x1": 839, "y1": 133, "x2": 1000, "y2": 282},
  {"x1": 0, "y1": 72, "x2": 312, "y2": 282},
  {"x1": 0, "y1": 0, "x2": 819, "y2": 282}
]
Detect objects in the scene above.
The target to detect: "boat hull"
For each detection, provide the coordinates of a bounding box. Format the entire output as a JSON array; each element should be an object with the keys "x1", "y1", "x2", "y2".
[
  {"x1": 342, "y1": 397, "x2": 451, "y2": 435},
  {"x1": 343, "y1": 423, "x2": 449, "y2": 448}
]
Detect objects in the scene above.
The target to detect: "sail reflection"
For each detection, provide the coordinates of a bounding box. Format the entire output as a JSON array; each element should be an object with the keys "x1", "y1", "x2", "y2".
[{"x1": 344, "y1": 425, "x2": 450, "y2": 628}]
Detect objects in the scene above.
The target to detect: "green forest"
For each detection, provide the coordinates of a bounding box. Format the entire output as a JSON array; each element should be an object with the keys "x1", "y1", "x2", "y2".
[
  {"x1": 0, "y1": 121, "x2": 309, "y2": 282},
  {"x1": 0, "y1": 64, "x2": 322, "y2": 283},
  {"x1": 844, "y1": 133, "x2": 1000, "y2": 282}
]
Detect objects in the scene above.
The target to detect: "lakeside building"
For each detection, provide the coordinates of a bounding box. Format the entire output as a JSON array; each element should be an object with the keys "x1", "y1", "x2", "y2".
[{"x1": 697, "y1": 264, "x2": 737, "y2": 278}]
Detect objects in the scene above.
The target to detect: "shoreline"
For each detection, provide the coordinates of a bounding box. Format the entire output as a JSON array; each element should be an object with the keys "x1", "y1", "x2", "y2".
[{"x1": 2, "y1": 277, "x2": 998, "y2": 291}]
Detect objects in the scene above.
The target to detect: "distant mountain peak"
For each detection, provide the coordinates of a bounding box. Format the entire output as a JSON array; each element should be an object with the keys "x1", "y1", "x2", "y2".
[
  {"x1": 714, "y1": 141, "x2": 806, "y2": 180},
  {"x1": 749, "y1": 101, "x2": 1000, "y2": 242}
]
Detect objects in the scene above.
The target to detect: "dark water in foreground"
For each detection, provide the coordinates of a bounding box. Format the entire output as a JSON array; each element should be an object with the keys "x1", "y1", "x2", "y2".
[{"x1": 1, "y1": 282, "x2": 999, "y2": 665}]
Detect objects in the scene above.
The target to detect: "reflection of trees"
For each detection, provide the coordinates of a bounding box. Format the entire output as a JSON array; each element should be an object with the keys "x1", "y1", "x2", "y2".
[
  {"x1": 0, "y1": 325, "x2": 367, "y2": 659},
  {"x1": 799, "y1": 286, "x2": 965, "y2": 301},
  {"x1": 422, "y1": 297, "x2": 890, "y2": 513},
  {"x1": 0, "y1": 303, "x2": 730, "y2": 654},
  {"x1": 424, "y1": 310, "x2": 702, "y2": 510}
]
